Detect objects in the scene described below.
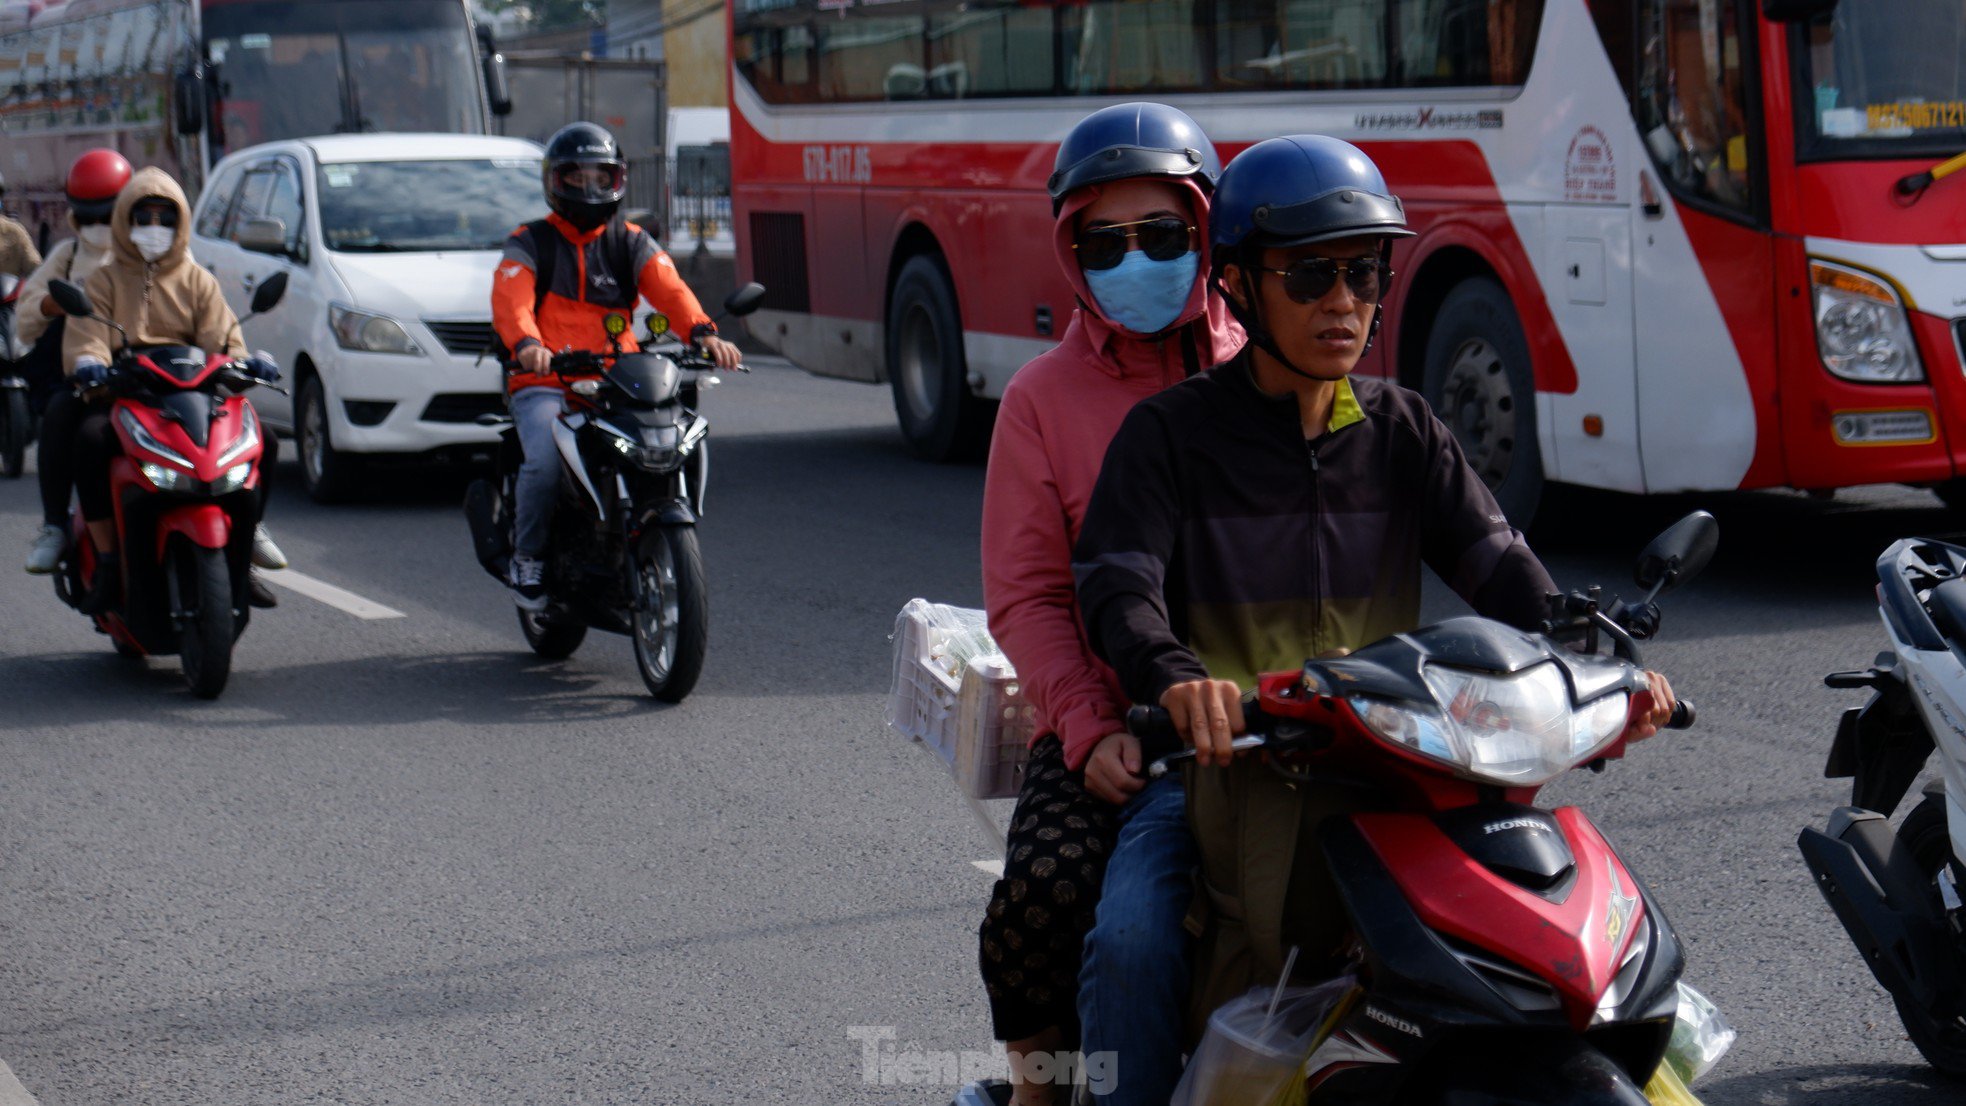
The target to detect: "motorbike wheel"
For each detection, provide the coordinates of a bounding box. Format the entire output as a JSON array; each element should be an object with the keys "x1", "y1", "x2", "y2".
[
  {"x1": 172, "y1": 542, "x2": 235, "y2": 700},
  {"x1": 631, "y1": 525, "x2": 706, "y2": 703},
  {"x1": 1892, "y1": 794, "x2": 1966, "y2": 1077},
  {"x1": 518, "y1": 607, "x2": 587, "y2": 659},
  {"x1": 0, "y1": 387, "x2": 28, "y2": 478}
]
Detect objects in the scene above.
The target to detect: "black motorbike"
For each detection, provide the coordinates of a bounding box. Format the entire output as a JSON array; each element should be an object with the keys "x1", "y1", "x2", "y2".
[{"x1": 465, "y1": 283, "x2": 764, "y2": 702}]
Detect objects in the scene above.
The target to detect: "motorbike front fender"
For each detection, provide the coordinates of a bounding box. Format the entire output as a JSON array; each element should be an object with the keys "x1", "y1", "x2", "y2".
[{"x1": 155, "y1": 502, "x2": 231, "y2": 559}]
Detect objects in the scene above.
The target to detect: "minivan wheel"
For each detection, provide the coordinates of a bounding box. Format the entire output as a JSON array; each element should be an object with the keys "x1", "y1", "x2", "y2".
[{"x1": 299, "y1": 375, "x2": 364, "y2": 503}]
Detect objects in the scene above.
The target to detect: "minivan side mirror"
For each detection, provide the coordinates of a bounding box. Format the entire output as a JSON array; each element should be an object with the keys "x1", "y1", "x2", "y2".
[
  {"x1": 237, "y1": 217, "x2": 290, "y2": 257},
  {"x1": 1634, "y1": 511, "x2": 1720, "y2": 597}
]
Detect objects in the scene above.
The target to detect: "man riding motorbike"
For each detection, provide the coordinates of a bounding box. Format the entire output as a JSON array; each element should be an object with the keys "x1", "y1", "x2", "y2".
[
  {"x1": 20, "y1": 149, "x2": 133, "y2": 574},
  {"x1": 1068, "y1": 136, "x2": 1679, "y2": 1104},
  {"x1": 62, "y1": 167, "x2": 283, "y2": 613},
  {"x1": 491, "y1": 121, "x2": 740, "y2": 611},
  {"x1": 0, "y1": 170, "x2": 41, "y2": 279}
]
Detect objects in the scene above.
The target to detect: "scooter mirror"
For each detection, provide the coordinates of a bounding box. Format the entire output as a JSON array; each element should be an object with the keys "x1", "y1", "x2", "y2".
[
  {"x1": 48, "y1": 278, "x2": 96, "y2": 319},
  {"x1": 1634, "y1": 510, "x2": 1719, "y2": 596},
  {"x1": 723, "y1": 282, "x2": 766, "y2": 318},
  {"x1": 249, "y1": 270, "x2": 289, "y2": 316}
]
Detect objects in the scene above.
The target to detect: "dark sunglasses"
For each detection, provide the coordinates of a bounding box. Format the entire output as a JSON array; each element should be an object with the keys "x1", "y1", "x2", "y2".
[
  {"x1": 1073, "y1": 217, "x2": 1195, "y2": 271},
  {"x1": 1260, "y1": 256, "x2": 1392, "y2": 305},
  {"x1": 130, "y1": 206, "x2": 179, "y2": 228}
]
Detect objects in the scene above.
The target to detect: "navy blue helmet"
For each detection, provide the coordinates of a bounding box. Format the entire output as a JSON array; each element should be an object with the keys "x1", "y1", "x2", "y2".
[
  {"x1": 1211, "y1": 135, "x2": 1413, "y2": 258},
  {"x1": 1047, "y1": 103, "x2": 1221, "y2": 214}
]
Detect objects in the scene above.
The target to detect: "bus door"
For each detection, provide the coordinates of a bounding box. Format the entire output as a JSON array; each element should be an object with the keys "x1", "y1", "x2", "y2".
[{"x1": 1543, "y1": 190, "x2": 1641, "y2": 492}]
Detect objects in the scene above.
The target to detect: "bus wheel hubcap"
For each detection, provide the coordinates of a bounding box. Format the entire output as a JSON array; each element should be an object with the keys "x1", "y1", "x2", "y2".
[{"x1": 1442, "y1": 337, "x2": 1515, "y2": 488}]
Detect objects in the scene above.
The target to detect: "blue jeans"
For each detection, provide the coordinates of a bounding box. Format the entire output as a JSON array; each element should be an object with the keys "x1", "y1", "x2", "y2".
[
  {"x1": 511, "y1": 386, "x2": 564, "y2": 558},
  {"x1": 1079, "y1": 774, "x2": 1196, "y2": 1106}
]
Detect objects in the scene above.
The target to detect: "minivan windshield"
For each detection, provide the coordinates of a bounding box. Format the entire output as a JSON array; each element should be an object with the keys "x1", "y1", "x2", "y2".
[
  {"x1": 205, "y1": 0, "x2": 485, "y2": 158},
  {"x1": 1796, "y1": 0, "x2": 1966, "y2": 156},
  {"x1": 317, "y1": 159, "x2": 542, "y2": 253}
]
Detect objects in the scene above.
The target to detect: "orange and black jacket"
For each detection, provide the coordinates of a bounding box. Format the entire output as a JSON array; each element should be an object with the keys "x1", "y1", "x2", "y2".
[
  {"x1": 1073, "y1": 353, "x2": 1557, "y2": 700},
  {"x1": 492, "y1": 212, "x2": 715, "y2": 394}
]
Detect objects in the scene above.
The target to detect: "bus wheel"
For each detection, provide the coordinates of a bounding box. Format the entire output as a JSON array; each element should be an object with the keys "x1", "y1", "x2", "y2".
[
  {"x1": 887, "y1": 255, "x2": 991, "y2": 462},
  {"x1": 1423, "y1": 277, "x2": 1544, "y2": 527}
]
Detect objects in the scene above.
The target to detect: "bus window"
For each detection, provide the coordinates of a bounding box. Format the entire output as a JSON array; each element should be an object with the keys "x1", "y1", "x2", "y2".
[
  {"x1": 1065, "y1": 0, "x2": 1204, "y2": 95},
  {"x1": 1211, "y1": 0, "x2": 1542, "y2": 91},
  {"x1": 927, "y1": 1, "x2": 1055, "y2": 98},
  {"x1": 1796, "y1": 0, "x2": 1966, "y2": 157},
  {"x1": 1636, "y1": 0, "x2": 1755, "y2": 214},
  {"x1": 814, "y1": 8, "x2": 927, "y2": 101}
]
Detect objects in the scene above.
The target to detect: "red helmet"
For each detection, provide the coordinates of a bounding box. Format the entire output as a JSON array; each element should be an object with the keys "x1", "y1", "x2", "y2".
[{"x1": 66, "y1": 149, "x2": 133, "y2": 223}]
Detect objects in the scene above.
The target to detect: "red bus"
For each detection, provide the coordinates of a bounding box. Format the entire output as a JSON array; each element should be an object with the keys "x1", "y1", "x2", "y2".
[
  {"x1": 728, "y1": 0, "x2": 1966, "y2": 523},
  {"x1": 0, "y1": 0, "x2": 510, "y2": 247}
]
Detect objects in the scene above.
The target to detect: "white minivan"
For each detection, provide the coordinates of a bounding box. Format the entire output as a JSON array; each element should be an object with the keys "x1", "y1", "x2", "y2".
[{"x1": 191, "y1": 133, "x2": 546, "y2": 501}]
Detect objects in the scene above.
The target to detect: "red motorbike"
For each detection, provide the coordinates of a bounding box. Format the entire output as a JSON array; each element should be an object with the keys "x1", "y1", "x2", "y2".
[
  {"x1": 46, "y1": 274, "x2": 286, "y2": 698},
  {"x1": 1124, "y1": 512, "x2": 1713, "y2": 1105}
]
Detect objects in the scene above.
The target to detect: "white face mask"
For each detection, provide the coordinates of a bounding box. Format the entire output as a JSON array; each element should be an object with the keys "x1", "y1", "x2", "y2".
[
  {"x1": 78, "y1": 224, "x2": 113, "y2": 251},
  {"x1": 130, "y1": 225, "x2": 173, "y2": 262}
]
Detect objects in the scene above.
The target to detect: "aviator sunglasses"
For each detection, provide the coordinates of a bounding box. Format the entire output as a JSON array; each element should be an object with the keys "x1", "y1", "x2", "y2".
[
  {"x1": 1259, "y1": 256, "x2": 1393, "y2": 305},
  {"x1": 1072, "y1": 216, "x2": 1195, "y2": 271}
]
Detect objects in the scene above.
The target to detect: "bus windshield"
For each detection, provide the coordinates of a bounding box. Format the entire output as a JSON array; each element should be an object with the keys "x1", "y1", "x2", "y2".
[
  {"x1": 205, "y1": 0, "x2": 484, "y2": 156},
  {"x1": 316, "y1": 159, "x2": 540, "y2": 253},
  {"x1": 1797, "y1": 0, "x2": 1966, "y2": 156}
]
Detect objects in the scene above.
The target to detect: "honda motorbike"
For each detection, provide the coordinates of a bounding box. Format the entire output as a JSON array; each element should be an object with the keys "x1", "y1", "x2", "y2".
[
  {"x1": 44, "y1": 273, "x2": 287, "y2": 699},
  {"x1": 956, "y1": 512, "x2": 1713, "y2": 1106},
  {"x1": 1799, "y1": 537, "x2": 1966, "y2": 1076},
  {"x1": 464, "y1": 283, "x2": 764, "y2": 702},
  {"x1": 0, "y1": 271, "x2": 28, "y2": 477}
]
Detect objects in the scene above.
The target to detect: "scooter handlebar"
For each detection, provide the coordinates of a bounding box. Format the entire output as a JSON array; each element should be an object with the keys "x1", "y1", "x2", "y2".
[{"x1": 1667, "y1": 698, "x2": 1695, "y2": 730}]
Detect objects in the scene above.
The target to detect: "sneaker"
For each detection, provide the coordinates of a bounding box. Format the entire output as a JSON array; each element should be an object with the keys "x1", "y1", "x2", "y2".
[
  {"x1": 508, "y1": 554, "x2": 548, "y2": 611},
  {"x1": 248, "y1": 571, "x2": 279, "y2": 609},
  {"x1": 250, "y1": 524, "x2": 288, "y2": 570},
  {"x1": 25, "y1": 523, "x2": 65, "y2": 575}
]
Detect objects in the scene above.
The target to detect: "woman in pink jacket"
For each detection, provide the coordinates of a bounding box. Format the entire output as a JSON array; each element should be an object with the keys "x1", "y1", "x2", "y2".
[{"x1": 977, "y1": 103, "x2": 1241, "y2": 1105}]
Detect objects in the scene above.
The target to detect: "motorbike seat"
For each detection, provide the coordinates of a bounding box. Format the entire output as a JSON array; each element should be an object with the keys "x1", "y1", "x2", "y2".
[{"x1": 1926, "y1": 576, "x2": 1966, "y2": 646}]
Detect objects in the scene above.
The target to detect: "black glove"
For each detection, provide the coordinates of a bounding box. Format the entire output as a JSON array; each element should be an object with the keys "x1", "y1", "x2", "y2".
[
  {"x1": 72, "y1": 361, "x2": 112, "y2": 390},
  {"x1": 246, "y1": 352, "x2": 281, "y2": 384}
]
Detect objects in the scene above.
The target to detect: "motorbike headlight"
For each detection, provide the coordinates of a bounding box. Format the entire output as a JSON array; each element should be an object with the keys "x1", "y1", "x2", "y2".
[
  {"x1": 641, "y1": 425, "x2": 679, "y2": 450},
  {"x1": 1810, "y1": 260, "x2": 1923, "y2": 383},
  {"x1": 215, "y1": 404, "x2": 260, "y2": 469},
  {"x1": 330, "y1": 304, "x2": 422, "y2": 356},
  {"x1": 140, "y1": 461, "x2": 189, "y2": 492},
  {"x1": 1353, "y1": 662, "x2": 1619, "y2": 787},
  {"x1": 607, "y1": 433, "x2": 637, "y2": 456},
  {"x1": 117, "y1": 406, "x2": 194, "y2": 468},
  {"x1": 213, "y1": 461, "x2": 253, "y2": 494}
]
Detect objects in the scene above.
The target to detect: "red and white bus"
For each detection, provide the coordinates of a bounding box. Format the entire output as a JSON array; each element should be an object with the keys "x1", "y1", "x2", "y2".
[
  {"x1": 0, "y1": 0, "x2": 511, "y2": 248},
  {"x1": 728, "y1": 0, "x2": 1966, "y2": 522}
]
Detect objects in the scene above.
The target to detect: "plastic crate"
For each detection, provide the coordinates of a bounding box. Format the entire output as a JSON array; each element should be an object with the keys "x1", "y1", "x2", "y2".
[{"x1": 887, "y1": 599, "x2": 1033, "y2": 800}]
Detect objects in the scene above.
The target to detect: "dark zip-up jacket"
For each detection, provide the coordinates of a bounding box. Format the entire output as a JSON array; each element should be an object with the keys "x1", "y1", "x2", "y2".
[{"x1": 1073, "y1": 351, "x2": 1557, "y2": 701}]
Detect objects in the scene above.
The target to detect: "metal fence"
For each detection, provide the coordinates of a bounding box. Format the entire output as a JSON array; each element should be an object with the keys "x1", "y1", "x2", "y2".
[{"x1": 639, "y1": 146, "x2": 733, "y2": 256}]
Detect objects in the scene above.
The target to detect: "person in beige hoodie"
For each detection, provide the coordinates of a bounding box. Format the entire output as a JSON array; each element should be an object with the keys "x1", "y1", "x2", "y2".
[{"x1": 62, "y1": 167, "x2": 285, "y2": 611}]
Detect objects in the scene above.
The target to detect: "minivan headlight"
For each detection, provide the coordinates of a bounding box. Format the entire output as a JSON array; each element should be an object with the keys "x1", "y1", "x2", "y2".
[{"x1": 331, "y1": 304, "x2": 422, "y2": 355}]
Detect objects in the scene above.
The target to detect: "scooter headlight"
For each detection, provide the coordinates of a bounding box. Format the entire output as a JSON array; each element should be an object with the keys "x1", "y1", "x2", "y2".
[
  {"x1": 1352, "y1": 663, "x2": 1629, "y2": 787},
  {"x1": 140, "y1": 461, "x2": 190, "y2": 492},
  {"x1": 213, "y1": 461, "x2": 253, "y2": 494}
]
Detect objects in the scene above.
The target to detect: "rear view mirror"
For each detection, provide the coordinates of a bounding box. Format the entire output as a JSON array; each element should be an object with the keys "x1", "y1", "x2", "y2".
[
  {"x1": 48, "y1": 278, "x2": 96, "y2": 319},
  {"x1": 482, "y1": 51, "x2": 511, "y2": 117},
  {"x1": 249, "y1": 270, "x2": 289, "y2": 315},
  {"x1": 723, "y1": 282, "x2": 766, "y2": 318},
  {"x1": 237, "y1": 217, "x2": 289, "y2": 256},
  {"x1": 1634, "y1": 511, "x2": 1719, "y2": 597}
]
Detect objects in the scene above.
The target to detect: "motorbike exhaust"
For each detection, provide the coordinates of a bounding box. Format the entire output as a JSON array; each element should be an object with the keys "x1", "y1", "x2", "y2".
[
  {"x1": 1798, "y1": 807, "x2": 1965, "y2": 1017},
  {"x1": 462, "y1": 478, "x2": 510, "y2": 579}
]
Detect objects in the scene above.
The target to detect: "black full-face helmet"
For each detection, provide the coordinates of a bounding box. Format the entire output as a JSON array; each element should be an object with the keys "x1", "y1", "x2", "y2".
[{"x1": 543, "y1": 121, "x2": 628, "y2": 232}]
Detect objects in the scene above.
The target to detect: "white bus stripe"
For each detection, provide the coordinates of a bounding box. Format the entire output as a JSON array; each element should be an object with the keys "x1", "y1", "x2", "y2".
[{"x1": 261, "y1": 569, "x2": 406, "y2": 621}]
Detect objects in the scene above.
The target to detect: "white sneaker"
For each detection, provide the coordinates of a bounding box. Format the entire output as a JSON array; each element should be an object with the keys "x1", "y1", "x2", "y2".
[
  {"x1": 24, "y1": 523, "x2": 65, "y2": 575},
  {"x1": 251, "y1": 523, "x2": 288, "y2": 570},
  {"x1": 508, "y1": 554, "x2": 548, "y2": 611}
]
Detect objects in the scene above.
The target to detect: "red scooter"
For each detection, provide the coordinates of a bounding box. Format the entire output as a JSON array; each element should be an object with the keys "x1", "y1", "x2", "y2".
[
  {"x1": 1127, "y1": 513, "x2": 1712, "y2": 1105},
  {"x1": 46, "y1": 274, "x2": 286, "y2": 698}
]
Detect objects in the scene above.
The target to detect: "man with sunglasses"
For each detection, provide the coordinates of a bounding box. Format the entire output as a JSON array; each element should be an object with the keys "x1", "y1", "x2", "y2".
[
  {"x1": 493, "y1": 121, "x2": 740, "y2": 610},
  {"x1": 1070, "y1": 136, "x2": 1678, "y2": 1100}
]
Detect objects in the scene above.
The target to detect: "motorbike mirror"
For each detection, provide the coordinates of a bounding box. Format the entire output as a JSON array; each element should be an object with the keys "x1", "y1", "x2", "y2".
[
  {"x1": 248, "y1": 270, "x2": 289, "y2": 316},
  {"x1": 48, "y1": 278, "x2": 97, "y2": 319},
  {"x1": 723, "y1": 283, "x2": 766, "y2": 318},
  {"x1": 1633, "y1": 510, "x2": 1719, "y2": 597}
]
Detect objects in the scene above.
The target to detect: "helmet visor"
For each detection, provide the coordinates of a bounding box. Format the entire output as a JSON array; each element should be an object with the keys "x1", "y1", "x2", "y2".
[{"x1": 550, "y1": 160, "x2": 627, "y2": 205}]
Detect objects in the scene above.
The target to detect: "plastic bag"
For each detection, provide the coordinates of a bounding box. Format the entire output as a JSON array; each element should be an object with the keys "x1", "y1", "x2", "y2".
[
  {"x1": 1662, "y1": 981, "x2": 1736, "y2": 1084},
  {"x1": 1171, "y1": 975, "x2": 1358, "y2": 1106},
  {"x1": 1643, "y1": 1062, "x2": 1704, "y2": 1106}
]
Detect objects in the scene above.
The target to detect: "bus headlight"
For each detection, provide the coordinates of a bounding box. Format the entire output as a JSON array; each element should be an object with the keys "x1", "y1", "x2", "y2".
[{"x1": 1811, "y1": 260, "x2": 1924, "y2": 383}]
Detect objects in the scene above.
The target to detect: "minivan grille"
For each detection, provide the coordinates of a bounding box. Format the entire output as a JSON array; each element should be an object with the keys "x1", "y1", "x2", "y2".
[{"x1": 423, "y1": 319, "x2": 499, "y2": 357}]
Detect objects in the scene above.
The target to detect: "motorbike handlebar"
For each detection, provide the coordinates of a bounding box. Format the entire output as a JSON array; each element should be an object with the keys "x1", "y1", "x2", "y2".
[{"x1": 1667, "y1": 699, "x2": 1696, "y2": 729}]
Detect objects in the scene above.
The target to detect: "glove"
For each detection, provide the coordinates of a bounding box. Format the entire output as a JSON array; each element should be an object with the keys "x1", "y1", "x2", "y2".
[
  {"x1": 246, "y1": 352, "x2": 281, "y2": 384},
  {"x1": 72, "y1": 360, "x2": 111, "y2": 390}
]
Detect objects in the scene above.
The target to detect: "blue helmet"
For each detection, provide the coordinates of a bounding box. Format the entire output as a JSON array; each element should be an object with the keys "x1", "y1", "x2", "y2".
[
  {"x1": 1210, "y1": 135, "x2": 1413, "y2": 258},
  {"x1": 1047, "y1": 103, "x2": 1221, "y2": 214}
]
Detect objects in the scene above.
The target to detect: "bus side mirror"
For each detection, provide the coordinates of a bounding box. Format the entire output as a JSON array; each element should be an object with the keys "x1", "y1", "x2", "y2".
[
  {"x1": 174, "y1": 63, "x2": 207, "y2": 135},
  {"x1": 1762, "y1": 0, "x2": 1836, "y2": 20},
  {"x1": 477, "y1": 28, "x2": 512, "y2": 116}
]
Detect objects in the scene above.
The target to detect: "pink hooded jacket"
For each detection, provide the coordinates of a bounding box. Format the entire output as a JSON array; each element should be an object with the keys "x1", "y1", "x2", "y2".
[{"x1": 981, "y1": 179, "x2": 1245, "y2": 771}]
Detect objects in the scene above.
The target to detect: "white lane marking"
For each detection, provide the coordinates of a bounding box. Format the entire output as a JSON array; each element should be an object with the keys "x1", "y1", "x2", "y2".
[
  {"x1": 261, "y1": 569, "x2": 406, "y2": 620},
  {"x1": 0, "y1": 1058, "x2": 41, "y2": 1106},
  {"x1": 972, "y1": 860, "x2": 1004, "y2": 877}
]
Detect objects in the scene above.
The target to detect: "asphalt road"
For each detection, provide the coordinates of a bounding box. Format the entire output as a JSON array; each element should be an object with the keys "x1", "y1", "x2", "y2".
[{"x1": 3, "y1": 360, "x2": 1966, "y2": 1104}]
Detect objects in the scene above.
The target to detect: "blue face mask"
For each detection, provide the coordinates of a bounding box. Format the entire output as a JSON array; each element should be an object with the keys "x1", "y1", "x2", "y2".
[{"x1": 1084, "y1": 249, "x2": 1199, "y2": 335}]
